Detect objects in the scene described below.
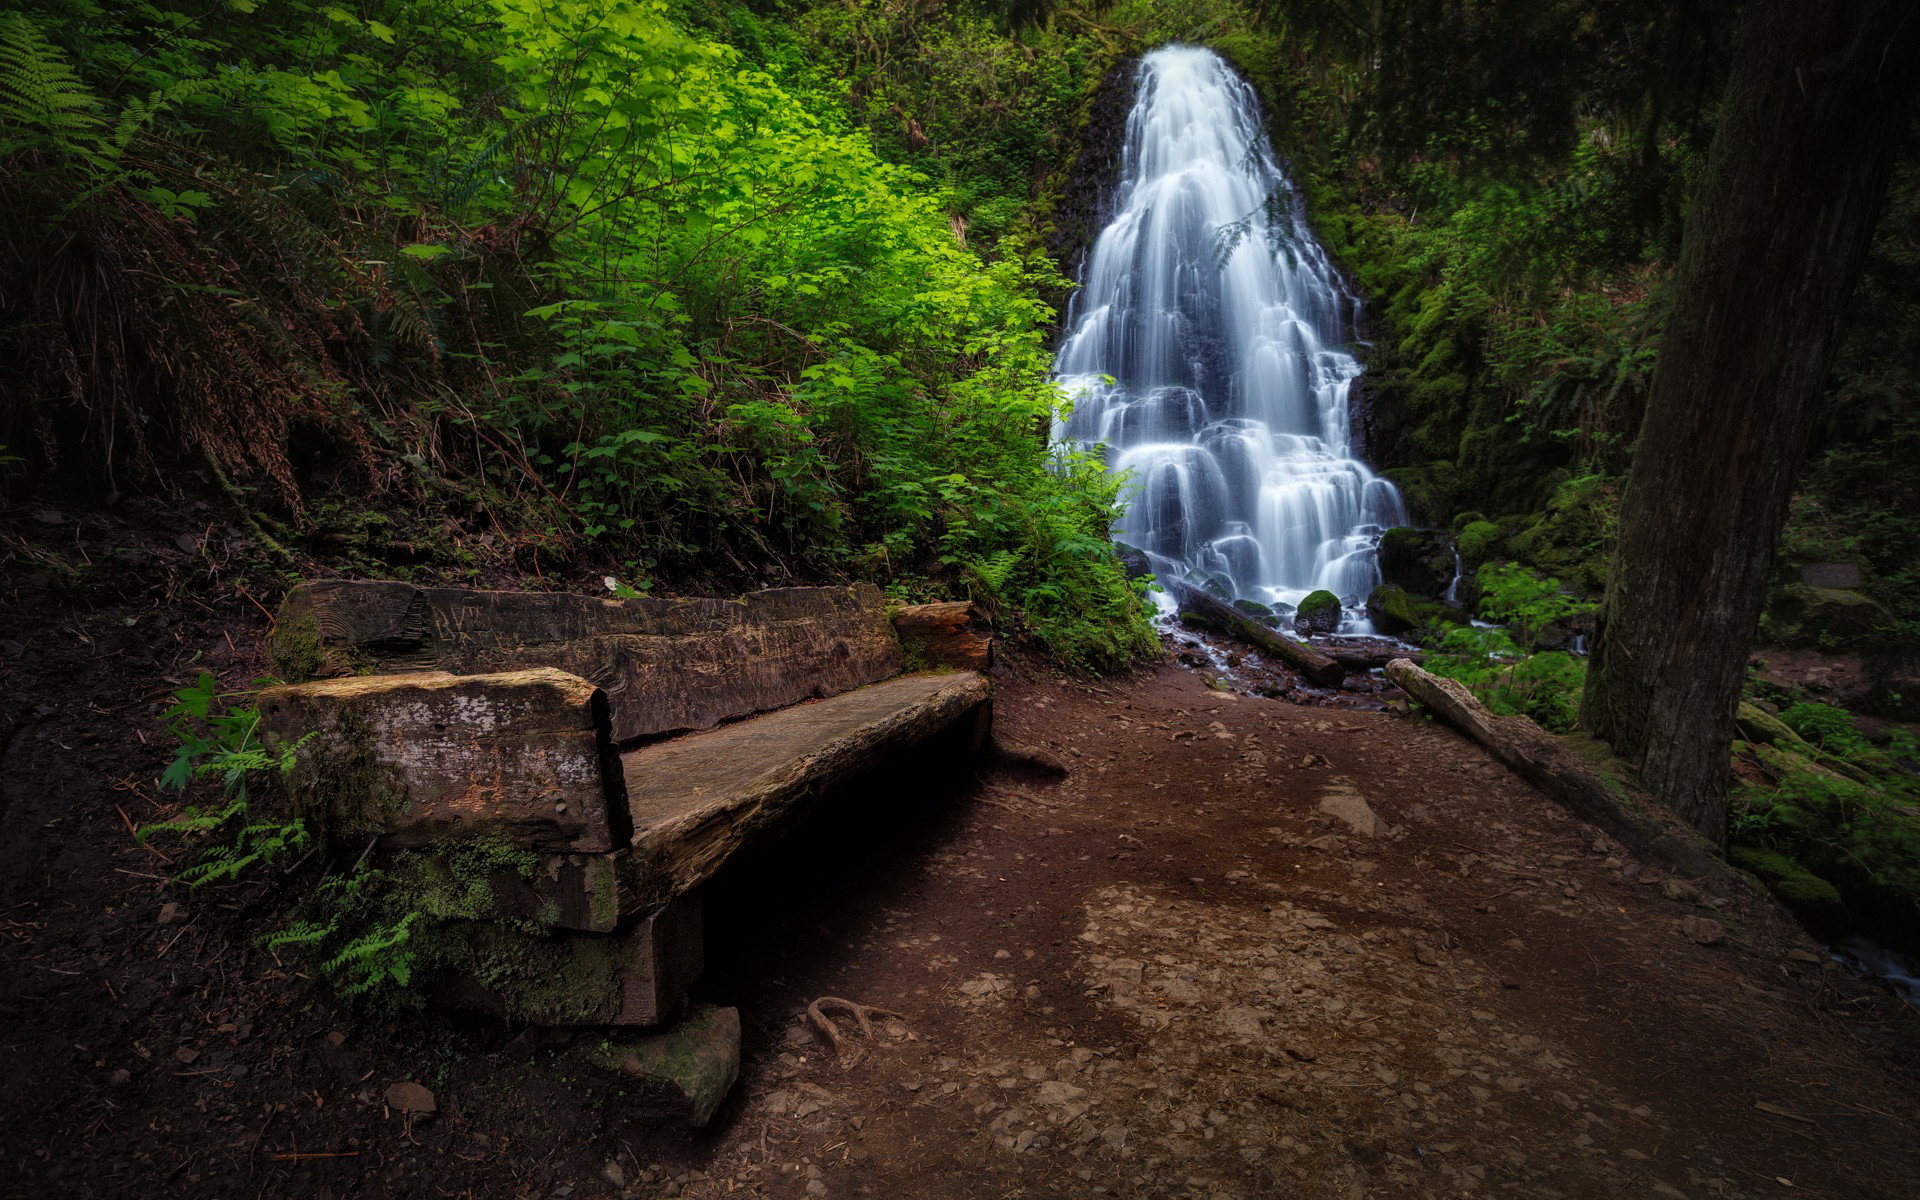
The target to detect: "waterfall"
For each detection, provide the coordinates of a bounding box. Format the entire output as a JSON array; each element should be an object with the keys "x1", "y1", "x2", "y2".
[{"x1": 1055, "y1": 46, "x2": 1406, "y2": 630}]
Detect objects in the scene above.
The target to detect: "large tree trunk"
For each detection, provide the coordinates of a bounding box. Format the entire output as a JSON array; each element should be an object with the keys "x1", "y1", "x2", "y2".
[{"x1": 1581, "y1": 1, "x2": 1919, "y2": 844}]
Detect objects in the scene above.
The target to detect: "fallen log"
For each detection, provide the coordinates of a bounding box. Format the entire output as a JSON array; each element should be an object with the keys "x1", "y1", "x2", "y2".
[
  {"x1": 1168, "y1": 582, "x2": 1344, "y2": 687},
  {"x1": 1384, "y1": 659, "x2": 1733, "y2": 883},
  {"x1": 890, "y1": 600, "x2": 992, "y2": 672},
  {"x1": 1314, "y1": 641, "x2": 1426, "y2": 671}
]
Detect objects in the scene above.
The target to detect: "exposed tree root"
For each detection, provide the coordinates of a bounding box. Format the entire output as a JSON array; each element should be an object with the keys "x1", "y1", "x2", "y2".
[{"x1": 806, "y1": 996, "x2": 903, "y2": 1065}]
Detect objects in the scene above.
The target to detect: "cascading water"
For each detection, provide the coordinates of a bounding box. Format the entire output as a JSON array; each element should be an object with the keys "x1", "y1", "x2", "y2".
[{"x1": 1055, "y1": 46, "x2": 1406, "y2": 630}]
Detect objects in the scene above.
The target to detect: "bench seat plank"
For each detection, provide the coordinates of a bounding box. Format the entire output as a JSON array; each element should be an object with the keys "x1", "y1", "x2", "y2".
[{"x1": 623, "y1": 672, "x2": 990, "y2": 906}]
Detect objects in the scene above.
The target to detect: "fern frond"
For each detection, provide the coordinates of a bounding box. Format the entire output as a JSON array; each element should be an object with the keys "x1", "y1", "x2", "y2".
[{"x1": 0, "y1": 13, "x2": 108, "y2": 166}]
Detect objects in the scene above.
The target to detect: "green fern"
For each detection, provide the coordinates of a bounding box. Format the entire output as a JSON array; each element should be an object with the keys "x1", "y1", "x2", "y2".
[
  {"x1": 0, "y1": 13, "x2": 108, "y2": 167},
  {"x1": 963, "y1": 548, "x2": 1023, "y2": 598}
]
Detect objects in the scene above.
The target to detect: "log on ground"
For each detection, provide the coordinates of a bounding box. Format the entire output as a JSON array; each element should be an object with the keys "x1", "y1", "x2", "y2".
[
  {"x1": 891, "y1": 601, "x2": 993, "y2": 672},
  {"x1": 1385, "y1": 659, "x2": 1733, "y2": 883},
  {"x1": 1169, "y1": 582, "x2": 1344, "y2": 686}
]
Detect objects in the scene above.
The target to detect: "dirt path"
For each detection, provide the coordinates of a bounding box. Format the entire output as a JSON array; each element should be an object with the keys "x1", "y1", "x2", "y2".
[{"x1": 2, "y1": 535, "x2": 1917, "y2": 1197}]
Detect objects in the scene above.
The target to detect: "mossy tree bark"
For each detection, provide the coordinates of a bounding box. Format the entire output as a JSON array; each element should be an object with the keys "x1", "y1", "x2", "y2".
[{"x1": 1581, "y1": 0, "x2": 1920, "y2": 844}]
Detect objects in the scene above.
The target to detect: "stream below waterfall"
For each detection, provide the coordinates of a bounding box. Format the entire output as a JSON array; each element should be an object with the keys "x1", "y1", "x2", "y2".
[{"x1": 1055, "y1": 45, "x2": 1405, "y2": 632}]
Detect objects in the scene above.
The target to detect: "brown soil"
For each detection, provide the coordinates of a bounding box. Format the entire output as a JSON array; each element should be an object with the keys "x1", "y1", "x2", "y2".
[{"x1": 3, "y1": 503, "x2": 1918, "y2": 1199}]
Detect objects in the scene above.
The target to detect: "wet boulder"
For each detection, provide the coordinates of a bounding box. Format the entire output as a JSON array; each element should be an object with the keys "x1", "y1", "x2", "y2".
[
  {"x1": 1377, "y1": 527, "x2": 1455, "y2": 598},
  {"x1": 1295, "y1": 589, "x2": 1342, "y2": 634},
  {"x1": 1112, "y1": 541, "x2": 1154, "y2": 584},
  {"x1": 1364, "y1": 585, "x2": 1420, "y2": 636},
  {"x1": 1185, "y1": 569, "x2": 1235, "y2": 602}
]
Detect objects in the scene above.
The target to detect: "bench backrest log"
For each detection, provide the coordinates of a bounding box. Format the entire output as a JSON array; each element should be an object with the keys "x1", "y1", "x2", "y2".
[{"x1": 271, "y1": 581, "x2": 906, "y2": 743}]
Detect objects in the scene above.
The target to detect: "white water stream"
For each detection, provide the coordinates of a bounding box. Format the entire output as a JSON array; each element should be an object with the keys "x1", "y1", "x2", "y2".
[{"x1": 1055, "y1": 46, "x2": 1405, "y2": 626}]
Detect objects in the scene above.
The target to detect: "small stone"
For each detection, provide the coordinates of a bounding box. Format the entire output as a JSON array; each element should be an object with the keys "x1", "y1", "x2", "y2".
[
  {"x1": 157, "y1": 902, "x2": 185, "y2": 926},
  {"x1": 1660, "y1": 878, "x2": 1703, "y2": 904},
  {"x1": 325, "y1": 1031, "x2": 347, "y2": 1047},
  {"x1": 1036, "y1": 1080, "x2": 1089, "y2": 1107},
  {"x1": 1318, "y1": 791, "x2": 1382, "y2": 837},
  {"x1": 1680, "y1": 916, "x2": 1725, "y2": 946},
  {"x1": 174, "y1": 1046, "x2": 198, "y2": 1065},
  {"x1": 602, "y1": 1161, "x2": 626, "y2": 1187},
  {"x1": 1283, "y1": 1044, "x2": 1318, "y2": 1063},
  {"x1": 107, "y1": 1068, "x2": 130, "y2": 1085},
  {"x1": 1014, "y1": 1130, "x2": 1037, "y2": 1152},
  {"x1": 1100, "y1": 1124, "x2": 1129, "y2": 1149},
  {"x1": 1414, "y1": 943, "x2": 1442, "y2": 967},
  {"x1": 385, "y1": 1081, "x2": 437, "y2": 1114}
]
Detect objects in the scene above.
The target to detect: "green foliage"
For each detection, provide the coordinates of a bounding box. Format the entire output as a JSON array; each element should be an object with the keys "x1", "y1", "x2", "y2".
[
  {"x1": 1728, "y1": 845, "x2": 1844, "y2": 913},
  {"x1": 1423, "y1": 564, "x2": 1594, "y2": 731},
  {"x1": 1729, "y1": 735, "x2": 1920, "y2": 929},
  {"x1": 0, "y1": 11, "x2": 107, "y2": 167},
  {"x1": 2, "y1": 0, "x2": 1155, "y2": 671},
  {"x1": 139, "y1": 672, "x2": 436, "y2": 1001},
  {"x1": 1779, "y1": 702, "x2": 1871, "y2": 760},
  {"x1": 140, "y1": 673, "x2": 312, "y2": 886},
  {"x1": 1455, "y1": 520, "x2": 1501, "y2": 564},
  {"x1": 267, "y1": 869, "x2": 426, "y2": 999}
]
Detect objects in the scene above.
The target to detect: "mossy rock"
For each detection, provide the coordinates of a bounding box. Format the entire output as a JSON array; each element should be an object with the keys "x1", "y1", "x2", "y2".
[
  {"x1": 1365, "y1": 584, "x2": 1420, "y2": 636},
  {"x1": 1505, "y1": 474, "x2": 1619, "y2": 595},
  {"x1": 1296, "y1": 589, "x2": 1342, "y2": 634},
  {"x1": 1730, "y1": 846, "x2": 1844, "y2": 915},
  {"x1": 583, "y1": 1004, "x2": 741, "y2": 1127},
  {"x1": 1414, "y1": 599, "x2": 1471, "y2": 629},
  {"x1": 1377, "y1": 526, "x2": 1454, "y2": 597},
  {"x1": 1381, "y1": 465, "x2": 1447, "y2": 526},
  {"x1": 1456, "y1": 520, "x2": 1502, "y2": 565},
  {"x1": 1761, "y1": 584, "x2": 1892, "y2": 649},
  {"x1": 1112, "y1": 541, "x2": 1153, "y2": 584}
]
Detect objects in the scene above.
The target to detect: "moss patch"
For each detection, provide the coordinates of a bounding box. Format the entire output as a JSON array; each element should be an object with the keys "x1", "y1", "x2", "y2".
[{"x1": 1730, "y1": 846, "x2": 1845, "y2": 914}]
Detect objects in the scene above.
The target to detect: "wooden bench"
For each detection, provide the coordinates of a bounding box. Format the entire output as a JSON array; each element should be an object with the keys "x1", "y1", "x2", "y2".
[{"x1": 259, "y1": 581, "x2": 992, "y2": 1031}]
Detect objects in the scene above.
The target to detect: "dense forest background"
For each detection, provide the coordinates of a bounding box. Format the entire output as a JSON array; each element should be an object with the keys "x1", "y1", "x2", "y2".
[{"x1": 3, "y1": 0, "x2": 1917, "y2": 938}]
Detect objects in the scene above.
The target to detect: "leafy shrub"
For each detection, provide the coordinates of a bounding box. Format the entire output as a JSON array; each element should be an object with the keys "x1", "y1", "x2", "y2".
[
  {"x1": 1780, "y1": 701, "x2": 1871, "y2": 759},
  {"x1": 3, "y1": 0, "x2": 1155, "y2": 672},
  {"x1": 1422, "y1": 564, "x2": 1594, "y2": 731}
]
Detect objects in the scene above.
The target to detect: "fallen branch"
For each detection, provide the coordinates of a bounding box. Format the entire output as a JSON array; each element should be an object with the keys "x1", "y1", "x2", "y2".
[
  {"x1": 1384, "y1": 659, "x2": 1735, "y2": 885},
  {"x1": 1168, "y1": 582, "x2": 1344, "y2": 687}
]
